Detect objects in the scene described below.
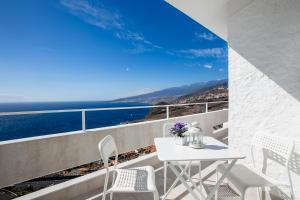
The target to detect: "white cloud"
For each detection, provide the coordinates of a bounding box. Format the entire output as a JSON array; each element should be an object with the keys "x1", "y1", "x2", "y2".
[
  {"x1": 195, "y1": 32, "x2": 217, "y2": 40},
  {"x1": 218, "y1": 68, "x2": 224, "y2": 72},
  {"x1": 60, "y1": 0, "x2": 123, "y2": 30},
  {"x1": 203, "y1": 64, "x2": 213, "y2": 69},
  {"x1": 180, "y1": 48, "x2": 226, "y2": 58},
  {"x1": 184, "y1": 63, "x2": 213, "y2": 70},
  {"x1": 61, "y1": 0, "x2": 161, "y2": 54},
  {"x1": 115, "y1": 31, "x2": 144, "y2": 41},
  {"x1": 116, "y1": 31, "x2": 162, "y2": 53}
]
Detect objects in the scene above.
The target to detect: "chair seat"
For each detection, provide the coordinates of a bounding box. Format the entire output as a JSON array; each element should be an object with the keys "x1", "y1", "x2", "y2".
[
  {"x1": 217, "y1": 164, "x2": 275, "y2": 192},
  {"x1": 110, "y1": 166, "x2": 157, "y2": 193}
]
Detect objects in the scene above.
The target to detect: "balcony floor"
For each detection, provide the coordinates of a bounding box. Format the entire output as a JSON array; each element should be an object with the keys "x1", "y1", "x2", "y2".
[{"x1": 74, "y1": 161, "x2": 247, "y2": 200}]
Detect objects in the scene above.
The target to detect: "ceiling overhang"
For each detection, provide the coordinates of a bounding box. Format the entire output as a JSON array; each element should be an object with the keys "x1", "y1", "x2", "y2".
[{"x1": 165, "y1": 0, "x2": 254, "y2": 42}]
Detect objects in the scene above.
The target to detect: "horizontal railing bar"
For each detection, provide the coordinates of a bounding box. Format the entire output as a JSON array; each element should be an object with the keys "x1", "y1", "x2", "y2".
[
  {"x1": 0, "y1": 101, "x2": 228, "y2": 116},
  {"x1": 169, "y1": 101, "x2": 228, "y2": 107}
]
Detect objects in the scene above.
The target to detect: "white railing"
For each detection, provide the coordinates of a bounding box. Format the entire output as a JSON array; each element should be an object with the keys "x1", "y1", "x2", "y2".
[
  {"x1": 0, "y1": 101, "x2": 228, "y2": 132},
  {"x1": 0, "y1": 108, "x2": 229, "y2": 197}
]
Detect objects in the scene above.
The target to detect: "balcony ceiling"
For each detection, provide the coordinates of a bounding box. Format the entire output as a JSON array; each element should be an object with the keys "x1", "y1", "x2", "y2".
[{"x1": 165, "y1": 0, "x2": 254, "y2": 41}]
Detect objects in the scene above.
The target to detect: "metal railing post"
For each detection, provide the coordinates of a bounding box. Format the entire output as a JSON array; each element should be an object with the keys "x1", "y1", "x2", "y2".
[
  {"x1": 166, "y1": 106, "x2": 170, "y2": 119},
  {"x1": 82, "y1": 110, "x2": 86, "y2": 132},
  {"x1": 205, "y1": 103, "x2": 208, "y2": 113}
]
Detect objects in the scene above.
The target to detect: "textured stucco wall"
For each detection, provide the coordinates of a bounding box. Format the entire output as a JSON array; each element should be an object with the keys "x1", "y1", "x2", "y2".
[{"x1": 228, "y1": 0, "x2": 300, "y2": 198}]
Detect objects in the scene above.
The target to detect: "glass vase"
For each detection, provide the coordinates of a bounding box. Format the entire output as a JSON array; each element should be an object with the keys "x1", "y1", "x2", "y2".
[{"x1": 174, "y1": 135, "x2": 188, "y2": 146}]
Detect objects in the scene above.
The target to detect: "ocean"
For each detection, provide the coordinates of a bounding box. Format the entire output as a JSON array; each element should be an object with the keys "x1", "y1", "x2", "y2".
[{"x1": 0, "y1": 101, "x2": 150, "y2": 141}]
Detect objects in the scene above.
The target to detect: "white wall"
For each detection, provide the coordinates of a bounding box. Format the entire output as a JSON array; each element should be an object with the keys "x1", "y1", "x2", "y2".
[
  {"x1": 0, "y1": 110, "x2": 227, "y2": 188},
  {"x1": 147, "y1": 0, "x2": 300, "y2": 198},
  {"x1": 15, "y1": 153, "x2": 159, "y2": 200},
  {"x1": 228, "y1": 0, "x2": 300, "y2": 198}
]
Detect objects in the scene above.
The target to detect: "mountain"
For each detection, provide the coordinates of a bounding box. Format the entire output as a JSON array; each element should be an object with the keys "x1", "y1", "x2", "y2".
[
  {"x1": 175, "y1": 84, "x2": 228, "y2": 104},
  {"x1": 145, "y1": 81, "x2": 228, "y2": 120},
  {"x1": 114, "y1": 79, "x2": 228, "y2": 103}
]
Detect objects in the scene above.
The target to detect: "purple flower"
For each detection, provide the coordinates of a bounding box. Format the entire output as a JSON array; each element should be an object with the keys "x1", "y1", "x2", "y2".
[
  {"x1": 175, "y1": 122, "x2": 185, "y2": 130},
  {"x1": 170, "y1": 122, "x2": 188, "y2": 137}
]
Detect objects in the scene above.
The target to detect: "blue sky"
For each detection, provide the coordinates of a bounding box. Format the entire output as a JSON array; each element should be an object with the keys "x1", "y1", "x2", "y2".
[{"x1": 0, "y1": 0, "x2": 227, "y2": 102}]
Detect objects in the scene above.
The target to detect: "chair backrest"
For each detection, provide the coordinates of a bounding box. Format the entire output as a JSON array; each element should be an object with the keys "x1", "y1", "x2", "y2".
[
  {"x1": 163, "y1": 122, "x2": 175, "y2": 137},
  {"x1": 251, "y1": 132, "x2": 294, "y2": 167},
  {"x1": 98, "y1": 135, "x2": 118, "y2": 167},
  {"x1": 251, "y1": 132, "x2": 295, "y2": 199}
]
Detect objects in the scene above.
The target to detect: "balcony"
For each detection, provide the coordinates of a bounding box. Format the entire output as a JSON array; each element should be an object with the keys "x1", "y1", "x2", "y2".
[
  {"x1": 0, "y1": 103, "x2": 237, "y2": 200},
  {"x1": 1, "y1": 101, "x2": 297, "y2": 200},
  {"x1": 1, "y1": 0, "x2": 300, "y2": 199}
]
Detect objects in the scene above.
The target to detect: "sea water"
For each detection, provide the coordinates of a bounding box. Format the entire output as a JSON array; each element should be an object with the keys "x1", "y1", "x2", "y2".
[{"x1": 0, "y1": 101, "x2": 150, "y2": 141}]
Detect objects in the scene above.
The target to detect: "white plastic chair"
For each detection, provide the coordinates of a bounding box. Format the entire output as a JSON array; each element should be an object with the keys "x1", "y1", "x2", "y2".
[
  {"x1": 215, "y1": 132, "x2": 295, "y2": 200},
  {"x1": 98, "y1": 135, "x2": 159, "y2": 200},
  {"x1": 162, "y1": 122, "x2": 203, "y2": 194}
]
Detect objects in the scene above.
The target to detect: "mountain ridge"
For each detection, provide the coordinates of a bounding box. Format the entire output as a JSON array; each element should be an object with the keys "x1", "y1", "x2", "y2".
[{"x1": 114, "y1": 79, "x2": 228, "y2": 103}]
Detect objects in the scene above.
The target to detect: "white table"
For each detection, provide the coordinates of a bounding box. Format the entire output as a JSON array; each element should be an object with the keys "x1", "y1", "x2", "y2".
[{"x1": 155, "y1": 137, "x2": 245, "y2": 200}]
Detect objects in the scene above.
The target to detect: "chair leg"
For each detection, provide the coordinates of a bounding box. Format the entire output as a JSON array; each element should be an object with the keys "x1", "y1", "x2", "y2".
[
  {"x1": 215, "y1": 169, "x2": 219, "y2": 200},
  {"x1": 257, "y1": 187, "x2": 261, "y2": 200},
  {"x1": 239, "y1": 188, "x2": 248, "y2": 200},
  {"x1": 199, "y1": 161, "x2": 202, "y2": 193},
  {"x1": 188, "y1": 164, "x2": 191, "y2": 179},
  {"x1": 164, "y1": 161, "x2": 167, "y2": 194},
  {"x1": 110, "y1": 171, "x2": 116, "y2": 200},
  {"x1": 102, "y1": 170, "x2": 109, "y2": 200},
  {"x1": 153, "y1": 190, "x2": 159, "y2": 200},
  {"x1": 240, "y1": 191, "x2": 245, "y2": 200}
]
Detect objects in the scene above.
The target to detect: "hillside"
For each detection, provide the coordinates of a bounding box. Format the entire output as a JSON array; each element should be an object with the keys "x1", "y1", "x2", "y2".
[
  {"x1": 114, "y1": 79, "x2": 228, "y2": 103},
  {"x1": 175, "y1": 84, "x2": 228, "y2": 104},
  {"x1": 146, "y1": 83, "x2": 228, "y2": 120}
]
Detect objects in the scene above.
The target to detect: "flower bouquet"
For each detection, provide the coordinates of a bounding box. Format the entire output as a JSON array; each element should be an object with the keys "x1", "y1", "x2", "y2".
[{"x1": 170, "y1": 122, "x2": 189, "y2": 145}]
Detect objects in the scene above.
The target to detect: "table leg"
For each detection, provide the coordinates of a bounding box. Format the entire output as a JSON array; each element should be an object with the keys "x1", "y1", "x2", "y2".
[
  {"x1": 205, "y1": 159, "x2": 237, "y2": 200},
  {"x1": 168, "y1": 163, "x2": 200, "y2": 200},
  {"x1": 162, "y1": 162, "x2": 191, "y2": 200},
  {"x1": 175, "y1": 162, "x2": 206, "y2": 199}
]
